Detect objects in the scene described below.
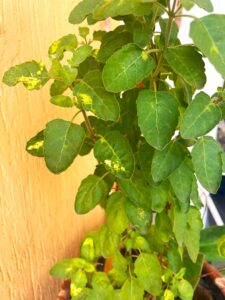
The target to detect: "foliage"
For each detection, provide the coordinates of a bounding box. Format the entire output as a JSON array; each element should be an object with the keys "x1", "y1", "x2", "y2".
[{"x1": 3, "y1": 0, "x2": 225, "y2": 299}]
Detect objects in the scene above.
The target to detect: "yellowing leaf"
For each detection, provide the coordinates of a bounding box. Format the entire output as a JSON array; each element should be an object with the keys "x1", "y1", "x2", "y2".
[{"x1": 3, "y1": 61, "x2": 49, "y2": 90}]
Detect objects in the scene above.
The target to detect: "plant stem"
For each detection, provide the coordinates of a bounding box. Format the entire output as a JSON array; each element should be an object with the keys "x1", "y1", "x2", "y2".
[
  {"x1": 152, "y1": 0, "x2": 177, "y2": 80},
  {"x1": 146, "y1": 48, "x2": 162, "y2": 55},
  {"x1": 81, "y1": 110, "x2": 96, "y2": 140},
  {"x1": 165, "y1": 0, "x2": 176, "y2": 48},
  {"x1": 70, "y1": 110, "x2": 82, "y2": 122},
  {"x1": 175, "y1": 14, "x2": 197, "y2": 19}
]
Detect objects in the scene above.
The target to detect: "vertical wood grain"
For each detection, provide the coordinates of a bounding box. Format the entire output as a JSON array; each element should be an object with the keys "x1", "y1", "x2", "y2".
[{"x1": 0, "y1": 1, "x2": 105, "y2": 299}]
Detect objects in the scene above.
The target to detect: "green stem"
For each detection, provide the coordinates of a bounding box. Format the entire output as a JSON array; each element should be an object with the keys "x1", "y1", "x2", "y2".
[
  {"x1": 165, "y1": 0, "x2": 176, "y2": 48},
  {"x1": 146, "y1": 48, "x2": 162, "y2": 54},
  {"x1": 81, "y1": 110, "x2": 96, "y2": 140},
  {"x1": 175, "y1": 14, "x2": 197, "y2": 19},
  {"x1": 153, "y1": 0, "x2": 177, "y2": 79},
  {"x1": 70, "y1": 110, "x2": 82, "y2": 123},
  {"x1": 174, "y1": 3, "x2": 182, "y2": 15}
]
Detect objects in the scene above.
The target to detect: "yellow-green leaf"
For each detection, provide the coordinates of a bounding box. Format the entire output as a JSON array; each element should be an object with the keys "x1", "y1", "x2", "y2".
[
  {"x1": 50, "y1": 95, "x2": 75, "y2": 107},
  {"x1": 26, "y1": 130, "x2": 44, "y2": 157},
  {"x1": 120, "y1": 277, "x2": 144, "y2": 300},
  {"x1": 73, "y1": 70, "x2": 120, "y2": 121},
  {"x1": 48, "y1": 34, "x2": 77, "y2": 60},
  {"x1": 134, "y1": 253, "x2": 162, "y2": 296},
  {"x1": 3, "y1": 61, "x2": 49, "y2": 90},
  {"x1": 94, "y1": 131, "x2": 135, "y2": 179}
]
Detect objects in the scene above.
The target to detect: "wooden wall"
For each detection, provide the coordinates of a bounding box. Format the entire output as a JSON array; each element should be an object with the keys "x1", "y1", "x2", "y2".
[{"x1": 0, "y1": 1, "x2": 105, "y2": 299}]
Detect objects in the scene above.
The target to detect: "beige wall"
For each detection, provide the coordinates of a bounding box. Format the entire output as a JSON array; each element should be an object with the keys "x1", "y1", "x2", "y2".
[{"x1": 0, "y1": 1, "x2": 105, "y2": 299}]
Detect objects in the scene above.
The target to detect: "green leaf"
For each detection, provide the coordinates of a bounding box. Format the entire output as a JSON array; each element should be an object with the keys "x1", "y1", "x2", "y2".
[
  {"x1": 222, "y1": 152, "x2": 225, "y2": 172},
  {"x1": 160, "y1": 18, "x2": 179, "y2": 46},
  {"x1": 180, "y1": 0, "x2": 194, "y2": 10},
  {"x1": 108, "y1": 268, "x2": 127, "y2": 287},
  {"x1": 48, "y1": 34, "x2": 77, "y2": 60},
  {"x1": 98, "y1": 225, "x2": 120, "y2": 258},
  {"x1": 194, "y1": 0, "x2": 213, "y2": 11},
  {"x1": 120, "y1": 277, "x2": 144, "y2": 300},
  {"x1": 133, "y1": 235, "x2": 150, "y2": 251},
  {"x1": 102, "y1": 44, "x2": 155, "y2": 93},
  {"x1": 118, "y1": 90, "x2": 141, "y2": 151},
  {"x1": 181, "y1": 0, "x2": 213, "y2": 12},
  {"x1": 183, "y1": 252, "x2": 204, "y2": 288},
  {"x1": 93, "y1": 0, "x2": 152, "y2": 19},
  {"x1": 119, "y1": 173, "x2": 151, "y2": 210},
  {"x1": 87, "y1": 272, "x2": 117, "y2": 300},
  {"x1": 177, "y1": 279, "x2": 194, "y2": 300},
  {"x1": 200, "y1": 226, "x2": 225, "y2": 262},
  {"x1": 44, "y1": 119, "x2": 85, "y2": 174},
  {"x1": 50, "y1": 60, "x2": 78, "y2": 85},
  {"x1": 69, "y1": 0, "x2": 100, "y2": 24},
  {"x1": 138, "y1": 140, "x2": 154, "y2": 183},
  {"x1": 80, "y1": 237, "x2": 95, "y2": 262},
  {"x1": 26, "y1": 130, "x2": 44, "y2": 157},
  {"x1": 69, "y1": 45, "x2": 93, "y2": 67},
  {"x1": 151, "y1": 141, "x2": 186, "y2": 182},
  {"x1": 192, "y1": 136, "x2": 222, "y2": 193},
  {"x1": 133, "y1": 21, "x2": 152, "y2": 49},
  {"x1": 106, "y1": 192, "x2": 129, "y2": 234},
  {"x1": 125, "y1": 201, "x2": 151, "y2": 233},
  {"x1": 150, "y1": 180, "x2": 170, "y2": 213},
  {"x1": 167, "y1": 240, "x2": 182, "y2": 273},
  {"x1": 78, "y1": 56, "x2": 99, "y2": 78},
  {"x1": 134, "y1": 253, "x2": 162, "y2": 295},
  {"x1": 50, "y1": 258, "x2": 95, "y2": 279},
  {"x1": 180, "y1": 92, "x2": 221, "y2": 139},
  {"x1": 169, "y1": 159, "x2": 194, "y2": 212},
  {"x1": 137, "y1": 90, "x2": 179, "y2": 150},
  {"x1": 86, "y1": 287, "x2": 116, "y2": 300},
  {"x1": 93, "y1": 30, "x2": 106, "y2": 41},
  {"x1": 73, "y1": 70, "x2": 120, "y2": 121},
  {"x1": 94, "y1": 131, "x2": 135, "y2": 179},
  {"x1": 3, "y1": 61, "x2": 49, "y2": 90},
  {"x1": 164, "y1": 46, "x2": 206, "y2": 89},
  {"x1": 218, "y1": 235, "x2": 225, "y2": 257},
  {"x1": 71, "y1": 288, "x2": 90, "y2": 300},
  {"x1": 190, "y1": 175, "x2": 203, "y2": 209},
  {"x1": 70, "y1": 270, "x2": 87, "y2": 298},
  {"x1": 92, "y1": 272, "x2": 111, "y2": 289},
  {"x1": 155, "y1": 211, "x2": 172, "y2": 243},
  {"x1": 97, "y1": 30, "x2": 132, "y2": 63},
  {"x1": 173, "y1": 206, "x2": 188, "y2": 246},
  {"x1": 50, "y1": 258, "x2": 77, "y2": 278},
  {"x1": 190, "y1": 15, "x2": 225, "y2": 79},
  {"x1": 94, "y1": 164, "x2": 115, "y2": 191},
  {"x1": 75, "y1": 175, "x2": 109, "y2": 214},
  {"x1": 184, "y1": 207, "x2": 202, "y2": 262},
  {"x1": 50, "y1": 80, "x2": 68, "y2": 96},
  {"x1": 79, "y1": 27, "x2": 89, "y2": 39},
  {"x1": 79, "y1": 137, "x2": 94, "y2": 156},
  {"x1": 50, "y1": 95, "x2": 75, "y2": 107}
]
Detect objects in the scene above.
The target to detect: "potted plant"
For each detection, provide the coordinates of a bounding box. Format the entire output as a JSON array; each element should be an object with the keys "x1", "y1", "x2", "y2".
[{"x1": 3, "y1": 0, "x2": 225, "y2": 299}]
